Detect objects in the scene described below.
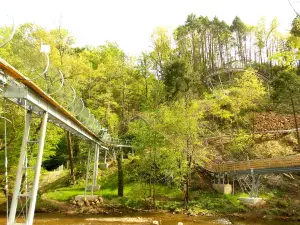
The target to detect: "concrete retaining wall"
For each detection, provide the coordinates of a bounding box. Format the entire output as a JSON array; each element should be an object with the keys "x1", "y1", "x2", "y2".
[{"x1": 213, "y1": 184, "x2": 232, "y2": 194}]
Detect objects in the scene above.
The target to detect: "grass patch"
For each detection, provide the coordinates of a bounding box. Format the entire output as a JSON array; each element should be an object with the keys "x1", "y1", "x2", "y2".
[
  {"x1": 43, "y1": 186, "x2": 85, "y2": 201},
  {"x1": 42, "y1": 167, "x2": 245, "y2": 214},
  {"x1": 186, "y1": 191, "x2": 247, "y2": 214},
  {"x1": 41, "y1": 164, "x2": 293, "y2": 216}
]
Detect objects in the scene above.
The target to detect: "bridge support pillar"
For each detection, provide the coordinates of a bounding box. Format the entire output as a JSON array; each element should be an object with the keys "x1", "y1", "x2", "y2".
[
  {"x1": 104, "y1": 148, "x2": 107, "y2": 163},
  {"x1": 250, "y1": 174, "x2": 260, "y2": 198},
  {"x1": 8, "y1": 110, "x2": 48, "y2": 225},
  {"x1": 232, "y1": 176, "x2": 235, "y2": 195},
  {"x1": 84, "y1": 147, "x2": 92, "y2": 197},
  {"x1": 91, "y1": 145, "x2": 100, "y2": 194},
  {"x1": 8, "y1": 111, "x2": 32, "y2": 225},
  {"x1": 120, "y1": 146, "x2": 123, "y2": 160},
  {"x1": 27, "y1": 111, "x2": 48, "y2": 225},
  {"x1": 113, "y1": 148, "x2": 116, "y2": 160},
  {"x1": 213, "y1": 173, "x2": 232, "y2": 194}
]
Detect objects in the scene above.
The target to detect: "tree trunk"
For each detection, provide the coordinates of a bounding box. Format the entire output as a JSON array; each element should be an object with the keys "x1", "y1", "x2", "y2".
[
  {"x1": 117, "y1": 152, "x2": 124, "y2": 197},
  {"x1": 184, "y1": 177, "x2": 189, "y2": 209},
  {"x1": 290, "y1": 94, "x2": 300, "y2": 151},
  {"x1": 67, "y1": 131, "x2": 75, "y2": 185}
]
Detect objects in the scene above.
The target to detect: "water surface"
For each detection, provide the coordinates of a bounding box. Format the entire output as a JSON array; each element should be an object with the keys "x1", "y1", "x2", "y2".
[{"x1": 0, "y1": 212, "x2": 298, "y2": 225}]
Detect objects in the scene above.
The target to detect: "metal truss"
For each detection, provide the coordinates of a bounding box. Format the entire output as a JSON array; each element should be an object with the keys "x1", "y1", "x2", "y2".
[
  {"x1": 3, "y1": 86, "x2": 99, "y2": 143},
  {"x1": 230, "y1": 166, "x2": 300, "y2": 175},
  {"x1": 0, "y1": 19, "x2": 133, "y2": 225}
]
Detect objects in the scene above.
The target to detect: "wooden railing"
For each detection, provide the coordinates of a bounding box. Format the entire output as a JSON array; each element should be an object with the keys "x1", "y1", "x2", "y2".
[{"x1": 207, "y1": 155, "x2": 300, "y2": 173}]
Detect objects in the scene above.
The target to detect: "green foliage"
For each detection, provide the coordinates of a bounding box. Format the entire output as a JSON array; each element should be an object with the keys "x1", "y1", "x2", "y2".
[
  {"x1": 1, "y1": 13, "x2": 300, "y2": 213},
  {"x1": 272, "y1": 70, "x2": 300, "y2": 98},
  {"x1": 43, "y1": 187, "x2": 85, "y2": 202},
  {"x1": 164, "y1": 58, "x2": 189, "y2": 100},
  {"x1": 230, "y1": 68, "x2": 267, "y2": 111},
  {"x1": 276, "y1": 199, "x2": 289, "y2": 208},
  {"x1": 291, "y1": 16, "x2": 300, "y2": 37},
  {"x1": 228, "y1": 131, "x2": 253, "y2": 158},
  {"x1": 176, "y1": 191, "x2": 247, "y2": 213}
]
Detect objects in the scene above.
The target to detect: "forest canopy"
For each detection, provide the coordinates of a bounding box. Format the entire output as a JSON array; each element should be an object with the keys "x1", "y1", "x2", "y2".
[{"x1": 1, "y1": 13, "x2": 300, "y2": 205}]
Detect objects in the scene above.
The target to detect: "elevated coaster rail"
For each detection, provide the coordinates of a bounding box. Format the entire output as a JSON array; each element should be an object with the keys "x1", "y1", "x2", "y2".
[
  {"x1": 208, "y1": 154, "x2": 300, "y2": 175},
  {"x1": 0, "y1": 21, "x2": 131, "y2": 225},
  {"x1": 0, "y1": 57, "x2": 131, "y2": 147}
]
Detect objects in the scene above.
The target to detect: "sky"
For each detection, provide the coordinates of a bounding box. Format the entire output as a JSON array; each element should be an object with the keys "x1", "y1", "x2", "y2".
[{"x1": 1, "y1": 0, "x2": 298, "y2": 56}]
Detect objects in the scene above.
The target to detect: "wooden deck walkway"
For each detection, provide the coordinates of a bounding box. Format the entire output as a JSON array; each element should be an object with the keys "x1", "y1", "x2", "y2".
[{"x1": 206, "y1": 154, "x2": 300, "y2": 174}]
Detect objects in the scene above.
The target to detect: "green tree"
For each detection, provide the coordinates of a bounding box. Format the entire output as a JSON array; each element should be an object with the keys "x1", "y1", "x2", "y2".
[{"x1": 271, "y1": 70, "x2": 300, "y2": 151}]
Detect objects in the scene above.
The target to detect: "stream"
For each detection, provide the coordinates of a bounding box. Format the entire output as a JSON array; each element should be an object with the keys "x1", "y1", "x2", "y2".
[{"x1": 0, "y1": 212, "x2": 299, "y2": 225}]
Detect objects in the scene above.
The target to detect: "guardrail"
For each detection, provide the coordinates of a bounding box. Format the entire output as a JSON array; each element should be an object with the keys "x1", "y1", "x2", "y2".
[{"x1": 208, "y1": 155, "x2": 300, "y2": 173}]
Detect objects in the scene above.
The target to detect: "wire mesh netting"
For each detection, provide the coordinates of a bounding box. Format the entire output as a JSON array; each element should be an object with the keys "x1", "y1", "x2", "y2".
[{"x1": 0, "y1": 21, "x2": 131, "y2": 146}]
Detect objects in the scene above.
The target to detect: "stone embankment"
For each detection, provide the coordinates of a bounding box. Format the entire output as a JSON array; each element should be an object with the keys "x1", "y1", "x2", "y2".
[{"x1": 71, "y1": 196, "x2": 104, "y2": 207}]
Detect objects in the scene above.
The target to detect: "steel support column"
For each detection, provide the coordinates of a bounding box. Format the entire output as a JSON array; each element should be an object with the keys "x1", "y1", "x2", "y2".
[
  {"x1": 121, "y1": 147, "x2": 123, "y2": 160},
  {"x1": 250, "y1": 174, "x2": 255, "y2": 198},
  {"x1": 27, "y1": 111, "x2": 48, "y2": 225},
  {"x1": 84, "y1": 147, "x2": 91, "y2": 197},
  {"x1": 104, "y1": 149, "x2": 107, "y2": 164},
  {"x1": 250, "y1": 174, "x2": 260, "y2": 198},
  {"x1": 255, "y1": 175, "x2": 260, "y2": 198},
  {"x1": 8, "y1": 111, "x2": 32, "y2": 225},
  {"x1": 232, "y1": 175, "x2": 235, "y2": 196},
  {"x1": 95, "y1": 145, "x2": 99, "y2": 182},
  {"x1": 113, "y1": 148, "x2": 116, "y2": 160},
  {"x1": 91, "y1": 145, "x2": 99, "y2": 195}
]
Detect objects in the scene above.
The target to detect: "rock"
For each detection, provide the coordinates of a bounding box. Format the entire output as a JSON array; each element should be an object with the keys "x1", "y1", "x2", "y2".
[
  {"x1": 153, "y1": 221, "x2": 159, "y2": 225},
  {"x1": 215, "y1": 218, "x2": 232, "y2": 225},
  {"x1": 71, "y1": 200, "x2": 76, "y2": 205},
  {"x1": 91, "y1": 202, "x2": 95, "y2": 205},
  {"x1": 178, "y1": 222, "x2": 183, "y2": 225},
  {"x1": 84, "y1": 199, "x2": 90, "y2": 206},
  {"x1": 98, "y1": 196, "x2": 104, "y2": 203},
  {"x1": 77, "y1": 200, "x2": 84, "y2": 207}
]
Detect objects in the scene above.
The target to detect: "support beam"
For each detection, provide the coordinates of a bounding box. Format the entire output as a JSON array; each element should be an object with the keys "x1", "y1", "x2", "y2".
[
  {"x1": 249, "y1": 174, "x2": 260, "y2": 198},
  {"x1": 121, "y1": 147, "x2": 123, "y2": 160},
  {"x1": 113, "y1": 148, "x2": 116, "y2": 160},
  {"x1": 95, "y1": 145, "x2": 99, "y2": 182},
  {"x1": 255, "y1": 175, "x2": 260, "y2": 198},
  {"x1": 27, "y1": 111, "x2": 48, "y2": 225},
  {"x1": 84, "y1": 147, "x2": 91, "y2": 197},
  {"x1": 104, "y1": 149, "x2": 107, "y2": 164},
  {"x1": 3, "y1": 86, "x2": 100, "y2": 144},
  {"x1": 232, "y1": 176, "x2": 235, "y2": 196},
  {"x1": 8, "y1": 111, "x2": 32, "y2": 225},
  {"x1": 91, "y1": 145, "x2": 96, "y2": 195},
  {"x1": 250, "y1": 174, "x2": 255, "y2": 198},
  {"x1": 91, "y1": 145, "x2": 100, "y2": 195}
]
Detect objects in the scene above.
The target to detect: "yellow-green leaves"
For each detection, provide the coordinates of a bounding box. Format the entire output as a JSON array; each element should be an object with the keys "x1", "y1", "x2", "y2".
[{"x1": 230, "y1": 68, "x2": 267, "y2": 112}]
